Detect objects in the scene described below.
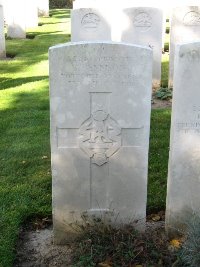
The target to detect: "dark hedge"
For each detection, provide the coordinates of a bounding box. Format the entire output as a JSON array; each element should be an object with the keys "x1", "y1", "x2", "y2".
[{"x1": 49, "y1": 0, "x2": 73, "y2": 9}]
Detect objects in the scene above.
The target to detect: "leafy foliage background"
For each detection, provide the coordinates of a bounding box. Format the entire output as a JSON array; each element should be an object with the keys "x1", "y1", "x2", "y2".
[{"x1": 49, "y1": 0, "x2": 73, "y2": 8}]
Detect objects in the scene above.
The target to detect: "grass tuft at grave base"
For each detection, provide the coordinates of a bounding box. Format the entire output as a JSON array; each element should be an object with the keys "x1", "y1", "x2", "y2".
[
  {"x1": 0, "y1": 9, "x2": 170, "y2": 267},
  {"x1": 71, "y1": 216, "x2": 180, "y2": 267}
]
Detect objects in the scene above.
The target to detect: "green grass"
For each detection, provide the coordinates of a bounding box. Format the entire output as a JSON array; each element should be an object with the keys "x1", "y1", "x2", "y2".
[
  {"x1": 161, "y1": 19, "x2": 170, "y2": 88},
  {"x1": 148, "y1": 109, "x2": 171, "y2": 212},
  {"x1": 0, "y1": 9, "x2": 171, "y2": 267},
  {"x1": 0, "y1": 9, "x2": 71, "y2": 267}
]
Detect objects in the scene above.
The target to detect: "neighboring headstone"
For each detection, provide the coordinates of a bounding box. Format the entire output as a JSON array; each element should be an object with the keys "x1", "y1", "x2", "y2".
[
  {"x1": 121, "y1": 7, "x2": 163, "y2": 88},
  {"x1": 169, "y1": 6, "x2": 200, "y2": 88},
  {"x1": 0, "y1": 5, "x2": 6, "y2": 58},
  {"x1": 166, "y1": 41, "x2": 200, "y2": 234},
  {"x1": 49, "y1": 42, "x2": 152, "y2": 244},
  {"x1": 71, "y1": 8, "x2": 112, "y2": 41},
  {"x1": 73, "y1": 0, "x2": 165, "y2": 9},
  {"x1": 25, "y1": 1, "x2": 38, "y2": 28},
  {"x1": 7, "y1": 0, "x2": 26, "y2": 39},
  {"x1": 38, "y1": 0, "x2": 49, "y2": 17},
  {"x1": 0, "y1": 0, "x2": 11, "y2": 25},
  {"x1": 73, "y1": 0, "x2": 200, "y2": 9},
  {"x1": 73, "y1": 0, "x2": 115, "y2": 9},
  {"x1": 71, "y1": 7, "x2": 163, "y2": 87}
]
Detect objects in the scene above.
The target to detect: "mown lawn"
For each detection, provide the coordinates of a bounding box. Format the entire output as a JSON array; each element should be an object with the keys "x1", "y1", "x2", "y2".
[{"x1": 0, "y1": 10, "x2": 170, "y2": 267}]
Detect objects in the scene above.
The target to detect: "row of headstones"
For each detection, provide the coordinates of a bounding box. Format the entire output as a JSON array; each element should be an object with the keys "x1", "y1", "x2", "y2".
[
  {"x1": 0, "y1": 0, "x2": 49, "y2": 58},
  {"x1": 71, "y1": 5, "x2": 200, "y2": 88},
  {"x1": 49, "y1": 39, "x2": 200, "y2": 243}
]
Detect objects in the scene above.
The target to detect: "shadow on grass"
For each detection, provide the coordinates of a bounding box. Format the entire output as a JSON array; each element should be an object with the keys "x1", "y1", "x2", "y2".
[
  {"x1": 26, "y1": 33, "x2": 36, "y2": 39},
  {"x1": 164, "y1": 42, "x2": 169, "y2": 52},
  {"x1": 50, "y1": 9, "x2": 71, "y2": 19},
  {"x1": 27, "y1": 31, "x2": 68, "y2": 37},
  {"x1": 6, "y1": 52, "x2": 16, "y2": 59},
  {"x1": 0, "y1": 76, "x2": 48, "y2": 90},
  {"x1": 38, "y1": 22, "x2": 64, "y2": 26}
]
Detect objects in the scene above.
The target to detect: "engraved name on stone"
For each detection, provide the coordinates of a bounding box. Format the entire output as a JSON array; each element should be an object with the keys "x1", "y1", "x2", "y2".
[
  {"x1": 183, "y1": 11, "x2": 200, "y2": 26},
  {"x1": 60, "y1": 56, "x2": 136, "y2": 86},
  {"x1": 180, "y1": 48, "x2": 200, "y2": 61},
  {"x1": 81, "y1": 13, "x2": 101, "y2": 31},
  {"x1": 176, "y1": 105, "x2": 200, "y2": 133},
  {"x1": 133, "y1": 12, "x2": 152, "y2": 32}
]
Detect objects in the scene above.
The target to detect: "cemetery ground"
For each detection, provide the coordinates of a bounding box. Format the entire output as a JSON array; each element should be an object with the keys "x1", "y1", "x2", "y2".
[{"x1": 0, "y1": 9, "x2": 193, "y2": 267}]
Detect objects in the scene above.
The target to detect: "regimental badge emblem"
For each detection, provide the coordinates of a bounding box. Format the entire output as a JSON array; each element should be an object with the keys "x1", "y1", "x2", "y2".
[
  {"x1": 133, "y1": 12, "x2": 152, "y2": 32},
  {"x1": 79, "y1": 107, "x2": 121, "y2": 166}
]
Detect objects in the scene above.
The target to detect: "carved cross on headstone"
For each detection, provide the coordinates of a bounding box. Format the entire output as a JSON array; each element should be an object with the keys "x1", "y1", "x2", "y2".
[{"x1": 57, "y1": 92, "x2": 143, "y2": 211}]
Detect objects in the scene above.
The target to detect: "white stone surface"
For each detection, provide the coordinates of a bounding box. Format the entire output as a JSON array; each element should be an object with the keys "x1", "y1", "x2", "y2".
[
  {"x1": 169, "y1": 6, "x2": 200, "y2": 88},
  {"x1": 0, "y1": 5, "x2": 6, "y2": 58},
  {"x1": 71, "y1": 9, "x2": 111, "y2": 41},
  {"x1": 25, "y1": 1, "x2": 38, "y2": 28},
  {"x1": 121, "y1": 7, "x2": 163, "y2": 88},
  {"x1": 166, "y1": 41, "x2": 200, "y2": 233},
  {"x1": 7, "y1": 0, "x2": 26, "y2": 39},
  {"x1": 49, "y1": 42, "x2": 152, "y2": 244},
  {"x1": 38, "y1": 0, "x2": 49, "y2": 17},
  {"x1": 71, "y1": 7, "x2": 163, "y2": 87},
  {"x1": 73, "y1": 0, "x2": 200, "y2": 9}
]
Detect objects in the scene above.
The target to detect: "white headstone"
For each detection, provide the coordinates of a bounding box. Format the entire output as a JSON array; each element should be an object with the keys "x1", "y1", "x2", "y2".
[
  {"x1": 121, "y1": 7, "x2": 163, "y2": 88},
  {"x1": 71, "y1": 7, "x2": 163, "y2": 87},
  {"x1": 169, "y1": 6, "x2": 200, "y2": 88},
  {"x1": 71, "y1": 8, "x2": 112, "y2": 41},
  {"x1": 0, "y1": 5, "x2": 6, "y2": 58},
  {"x1": 7, "y1": 0, "x2": 26, "y2": 39},
  {"x1": 0, "y1": 0, "x2": 13, "y2": 24},
  {"x1": 166, "y1": 41, "x2": 200, "y2": 234},
  {"x1": 38, "y1": 0, "x2": 49, "y2": 17},
  {"x1": 25, "y1": 1, "x2": 38, "y2": 28},
  {"x1": 49, "y1": 42, "x2": 152, "y2": 244},
  {"x1": 73, "y1": 0, "x2": 117, "y2": 9},
  {"x1": 73, "y1": 0, "x2": 200, "y2": 8}
]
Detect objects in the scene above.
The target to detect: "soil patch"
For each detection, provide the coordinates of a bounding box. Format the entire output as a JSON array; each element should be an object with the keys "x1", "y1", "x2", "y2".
[
  {"x1": 14, "y1": 226, "x2": 73, "y2": 267},
  {"x1": 152, "y1": 96, "x2": 172, "y2": 109}
]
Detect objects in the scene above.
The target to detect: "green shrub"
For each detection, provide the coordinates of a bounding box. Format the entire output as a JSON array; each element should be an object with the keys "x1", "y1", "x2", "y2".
[
  {"x1": 155, "y1": 87, "x2": 172, "y2": 100},
  {"x1": 49, "y1": 0, "x2": 73, "y2": 9},
  {"x1": 179, "y1": 215, "x2": 200, "y2": 267}
]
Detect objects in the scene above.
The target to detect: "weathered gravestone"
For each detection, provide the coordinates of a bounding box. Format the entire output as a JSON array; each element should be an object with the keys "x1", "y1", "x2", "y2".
[
  {"x1": 166, "y1": 41, "x2": 200, "y2": 234},
  {"x1": 7, "y1": 0, "x2": 26, "y2": 39},
  {"x1": 121, "y1": 7, "x2": 163, "y2": 88},
  {"x1": 71, "y1": 9, "x2": 111, "y2": 41},
  {"x1": 0, "y1": 5, "x2": 6, "y2": 58},
  {"x1": 38, "y1": 0, "x2": 49, "y2": 17},
  {"x1": 169, "y1": 6, "x2": 200, "y2": 88},
  {"x1": 49, "y1": 42, "x2": 152, "y2": 244}
]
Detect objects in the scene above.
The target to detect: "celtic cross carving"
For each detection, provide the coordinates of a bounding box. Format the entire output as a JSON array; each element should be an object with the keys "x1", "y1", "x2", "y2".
[{"x1": 79, "y1": 107, "x2": 121, "y2": 166}]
